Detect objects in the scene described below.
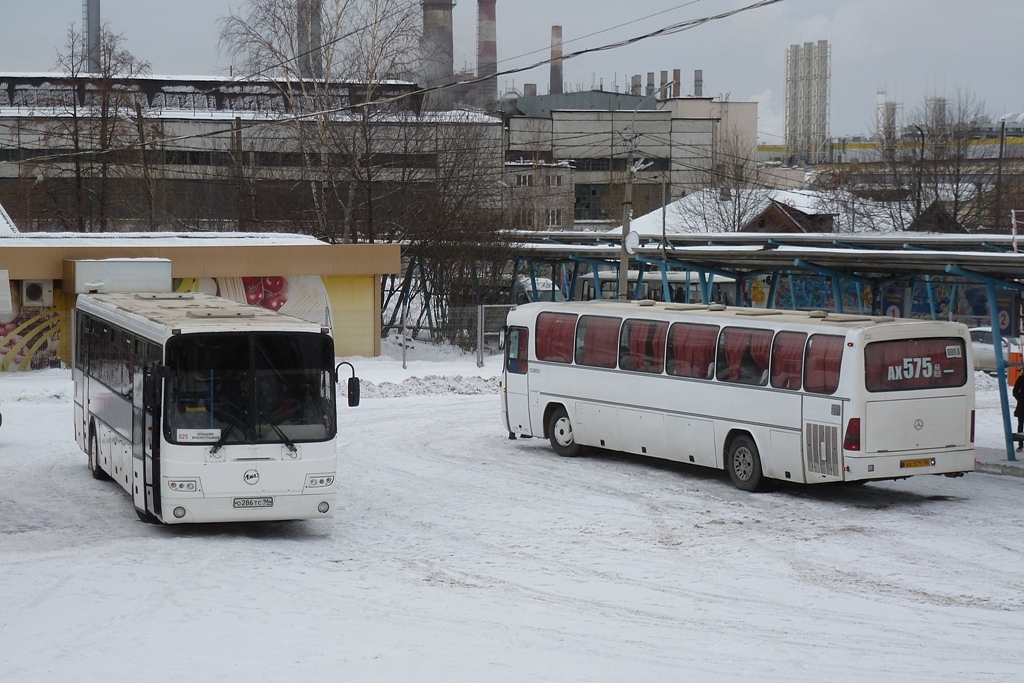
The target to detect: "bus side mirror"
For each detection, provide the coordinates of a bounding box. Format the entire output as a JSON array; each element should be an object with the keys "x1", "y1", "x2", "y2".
[
  {"x1": 347, "y1": 376, "x2": 360, "y2": 407},
  {"x1": 498, "y1": 326, "x2": 507, "y2": 351},
  {"x1": 336, "y1": 361, "x2": 360, "y2": 407}
]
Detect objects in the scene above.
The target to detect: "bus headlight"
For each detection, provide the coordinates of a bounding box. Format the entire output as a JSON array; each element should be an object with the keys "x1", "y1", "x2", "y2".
[
  {"x1": 173, "y1": 507, "x2": 187, "y2": 519},
  {"x1": 318, "y1": 502, "x2": 330, "y2": 514},
  {"x1": 306, "y1": 474, "x2": 335, "y2": 489},
  {"x1": 168, "y1": 479, "x2": 199, "y2": 493}
]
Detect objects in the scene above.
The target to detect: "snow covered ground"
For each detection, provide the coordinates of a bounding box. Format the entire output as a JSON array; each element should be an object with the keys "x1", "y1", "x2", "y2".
[{"x1": 2, "y1": 340, "x2": 1024, "y2": 682}]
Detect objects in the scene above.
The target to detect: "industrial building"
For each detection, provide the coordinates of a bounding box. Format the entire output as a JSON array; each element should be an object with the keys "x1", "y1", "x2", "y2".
[{"x1": 502, "y1": 70, "x2": 758, "y2": 225}]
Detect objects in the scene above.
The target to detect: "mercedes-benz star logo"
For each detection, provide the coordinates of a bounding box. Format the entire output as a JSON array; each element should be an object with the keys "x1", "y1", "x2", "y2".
[{"x1": 913, "y1": 419, "x2": 924, "y2": 431}]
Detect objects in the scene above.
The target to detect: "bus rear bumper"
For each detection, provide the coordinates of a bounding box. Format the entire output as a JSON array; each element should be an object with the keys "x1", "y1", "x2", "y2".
[
  {"x1": 843, "y1": 448, "x2": 976, "y2": 482},
  {"x1": 157, "y1": 492, "x2": 337, "y2": 524}
]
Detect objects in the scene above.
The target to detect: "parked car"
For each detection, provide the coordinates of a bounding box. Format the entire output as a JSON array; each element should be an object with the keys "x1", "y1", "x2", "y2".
[{"x1": 969, "y1": 327, "x2": 1020, "y2": 373}]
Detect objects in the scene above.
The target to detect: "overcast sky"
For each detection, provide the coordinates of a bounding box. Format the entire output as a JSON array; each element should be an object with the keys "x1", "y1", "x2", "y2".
[{"x1": 2, "y1": 0, "x2": 1022, "y2": 142}]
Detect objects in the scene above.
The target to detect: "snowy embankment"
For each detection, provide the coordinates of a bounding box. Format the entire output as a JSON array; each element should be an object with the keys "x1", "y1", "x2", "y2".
[{"x1": 2, "y1": 340, "x2": 1024, "y2": 682}]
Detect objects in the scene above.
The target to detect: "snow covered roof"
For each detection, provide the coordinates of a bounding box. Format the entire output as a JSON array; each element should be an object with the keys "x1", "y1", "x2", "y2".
[
  {"x1": 612, "y1": 188, "x2": 909, "y2": 237},
  {"x1": 0, "y1": 200, "x2": 19, "y2": 235},
  {"x1": 0, "y1": 231, "x2": 328, "y2": 247}
]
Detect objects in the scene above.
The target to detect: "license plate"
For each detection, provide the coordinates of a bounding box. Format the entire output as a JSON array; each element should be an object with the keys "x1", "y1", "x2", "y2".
[
  {"x1": 900, "y1": 458, "x2": 935, "y2": 469},
  {"x1": 233, "y1": 497, "x2": 274, "y2": 509}
]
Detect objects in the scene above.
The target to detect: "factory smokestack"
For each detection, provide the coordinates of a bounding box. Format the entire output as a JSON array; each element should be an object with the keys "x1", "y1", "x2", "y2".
[
  {"x1": 298, "y1": 0, "x2": 323, "y2": 80},
  {"x1": 477, "y1": 0, "x2": 497, "y2": 102},
  {"x1": 84, "y1": 0, "x2": 101, "y2": 74},
  {"x1": 549, "y1": 26, "x2": 563, "y2": 95},
  {"x1": 477, "y1": 1, "x2": 497, "y2": 77},
  {"x1": 421, "y1": 0, "x2": 455, "y2": 88}
]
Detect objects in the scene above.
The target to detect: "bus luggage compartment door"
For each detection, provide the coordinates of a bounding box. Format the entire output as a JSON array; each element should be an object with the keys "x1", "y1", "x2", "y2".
[
  {"x1": 864, "y1": 396, "x2": 968, "y2": 453},
  {"x1": 801, "y1": 396, "x2": 844, "y2": 482}
]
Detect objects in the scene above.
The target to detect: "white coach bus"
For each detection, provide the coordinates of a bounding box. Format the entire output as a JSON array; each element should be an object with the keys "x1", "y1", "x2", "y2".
[
  {"x1": 501, "y1": 300, "x2": 975, "y2": 491},
  {"x1": 74, "y1": 292, "x2": 356, "y2": 523}
]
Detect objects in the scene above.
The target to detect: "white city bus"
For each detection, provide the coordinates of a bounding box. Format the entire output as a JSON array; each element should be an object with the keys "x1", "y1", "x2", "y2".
[
  {"x1": 74, "y1": 292, "x2": 355, "y2": 523},
  {"x1": 501, "y1": 300, "x2": 975, "y2": 491}
]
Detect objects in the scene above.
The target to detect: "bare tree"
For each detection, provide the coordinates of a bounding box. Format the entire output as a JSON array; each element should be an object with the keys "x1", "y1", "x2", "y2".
[
  {"x1": 379, "y1": 111, "x2": 511, "y2": 339},
  {"x1": 911, "y1": 89, "x2": 995, "y2": 232},
  {"x1": 829, "y1": 88, "x2": 996, "y2": 234},
  {"x1": 220, "y1": 0, "x2": 422, "y2": 243},
  {"x1": 670, "y1": 127, "x2": 774, "y2": 232},
  {"x1": 222, "y1": 1, "x2": 511, "y2": 339},
  {"x1": 39, "y1": 24, "x2": 151, "y2": 231}
]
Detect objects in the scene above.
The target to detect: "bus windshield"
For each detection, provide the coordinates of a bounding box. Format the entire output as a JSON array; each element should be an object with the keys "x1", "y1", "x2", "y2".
[{"x1": 164, "y1": 332, "x2": 336, "y2": 446}]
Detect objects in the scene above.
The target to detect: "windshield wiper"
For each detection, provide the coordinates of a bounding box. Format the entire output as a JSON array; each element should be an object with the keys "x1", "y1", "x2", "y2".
[
  {"x1": 210, "y1": 409, "x2": 247, "y2": 454},
  {"x1": 260, "y1": 410, "x2": 298, "y2": 453}
]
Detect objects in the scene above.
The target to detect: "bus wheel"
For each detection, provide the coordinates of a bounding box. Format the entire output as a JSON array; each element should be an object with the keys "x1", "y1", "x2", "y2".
[
  {"x1": 547, "y1": 406, "x2": 581, "y2": 458},
  {"x1": 727, "y1": 435, "x2": 765, "y2": 492},
  {"x1": 88, "y1": 430, "x2": 110, "y2": 481},
  {"x1": 135, "y1": 508, "x2": 158, "y2": 524}
]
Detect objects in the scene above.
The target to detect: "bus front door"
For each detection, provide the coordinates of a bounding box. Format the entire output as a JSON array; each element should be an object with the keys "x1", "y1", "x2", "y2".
[
  {"x1": 503, "y1": 327, "x2": 532, "y2": 436},
  {"x1": 132, "y1": 365, "x2": 162, "y2": 521}
]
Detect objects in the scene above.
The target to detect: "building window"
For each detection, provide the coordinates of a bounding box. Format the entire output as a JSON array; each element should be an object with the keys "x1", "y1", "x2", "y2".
[
  {"x1": 546, "y1": 209, "x2": 562, "y2": 227},
  {"x1": 548, "y1": 175, "x2": 563, "y2": 187},
  {"x1": 516, "y1": 174, "x2": 534, "y2": 187}
]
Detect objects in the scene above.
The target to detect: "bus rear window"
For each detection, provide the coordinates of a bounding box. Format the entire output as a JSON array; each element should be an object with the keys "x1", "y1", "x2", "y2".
[
  {"x1": 536, "y1": 312, "x2": 577, "y2": 363},
  {"x1": 865, "y1": 338, "x2": 967, "y2": 392}
]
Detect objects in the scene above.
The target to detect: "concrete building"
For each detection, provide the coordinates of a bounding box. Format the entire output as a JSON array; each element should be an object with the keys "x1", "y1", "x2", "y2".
[
  {"x1": 503, "y1": 86, "x2": 757, "y2": 224},
  {"x1": 503, "y1": 160, "x2": 575, "y2": 230},
  {"x1": 0, "y1": 74, "x2": 501, "y2": 234}
]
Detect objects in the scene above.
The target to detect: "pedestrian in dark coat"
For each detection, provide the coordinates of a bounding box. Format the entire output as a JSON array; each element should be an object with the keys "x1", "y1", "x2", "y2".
[{"x1": 1013, "y1": 373, "x2": 1024, "y2": 451}]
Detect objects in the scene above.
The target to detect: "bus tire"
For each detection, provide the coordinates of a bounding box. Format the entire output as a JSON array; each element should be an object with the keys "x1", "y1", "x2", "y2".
[
  {"x1": 547, "y1": 406, "x2": 581, "y2": 458},
  {"x1": 727, "y1": 434, "x2": 766, "y2": 492},
  {"x1": 135, "y1": 508, "x2": 159, "y2": 524},
  {"x1": 88, "y1": 429, "x2": 110, "y2": 481}
]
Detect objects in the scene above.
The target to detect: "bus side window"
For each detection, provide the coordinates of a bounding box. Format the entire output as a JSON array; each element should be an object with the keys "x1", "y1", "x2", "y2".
[
  {"x1": 717, "y1": 327, "x2": 772, "y2": 386},
  {"x1": 619, "y1": 319, "x2": 668, "y2": 373},
  {"x1": 536, "y1": 312, "x2": 577, "y2": 363},
  {"x1": 575, "y1": 316, "x2": 621, "y2": 368},
  {"x1": 666, "y1": 323, "x2": 719, "y2": 379},
  {"x1": 805, "y1": 334, "x2": 845, "y2": 394},
  {"x1": 771, "y1": 331, "x2": 807, "y2": 390},
  {"x1": 506, "y1": 327, "x2": 529, "y2": 374}
]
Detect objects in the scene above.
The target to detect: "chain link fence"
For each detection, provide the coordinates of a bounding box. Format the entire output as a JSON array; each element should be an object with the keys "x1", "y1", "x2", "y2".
[{"x1": 396, "y1": 304, "x2": 513, "y2": 368}]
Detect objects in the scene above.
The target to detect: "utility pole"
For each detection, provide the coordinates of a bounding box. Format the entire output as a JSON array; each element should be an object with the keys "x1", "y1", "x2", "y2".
[
  {"x1": 618, "y1": 145, "x2": 633, "y2": 300},
  {"x1": 134, "y1": 101, "x2": 155, "y2": 230},
  {"x1": 996, "y1": 120, "x2": 1006, "y2": 232},
  {"x1": 912, "y1": 124, "x2": 925, "y2": 218}
]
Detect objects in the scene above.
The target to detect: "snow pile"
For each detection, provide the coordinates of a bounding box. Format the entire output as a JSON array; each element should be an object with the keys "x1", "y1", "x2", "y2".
[{"x1": 361, "y1": 374, "x2": 499, "y2": 398}]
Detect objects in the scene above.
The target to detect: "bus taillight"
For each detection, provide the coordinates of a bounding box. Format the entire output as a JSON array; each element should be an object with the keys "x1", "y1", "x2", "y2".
[
  {"x1": 843, "y1": 418, "x2": 861, "y2": 451},
  {"x1": 970, "y1": 410, "x2": 975, "y2": 443}
]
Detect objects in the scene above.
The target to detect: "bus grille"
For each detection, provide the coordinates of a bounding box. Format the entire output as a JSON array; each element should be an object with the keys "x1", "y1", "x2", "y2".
[{"x1": 805, "y1": 423, "x2": 840, "y2": 476}]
